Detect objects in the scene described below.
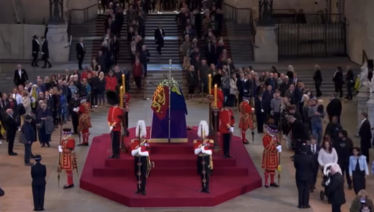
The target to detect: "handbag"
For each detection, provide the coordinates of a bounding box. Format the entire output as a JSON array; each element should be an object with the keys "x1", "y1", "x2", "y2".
[{"x1": 18, "y1": 131, "x2": 27, "y2": 144}]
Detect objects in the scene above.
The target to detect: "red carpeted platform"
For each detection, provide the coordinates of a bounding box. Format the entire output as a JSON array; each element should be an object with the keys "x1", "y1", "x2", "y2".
[{"x1": 80, "y1": 126, "x2": 262, "y2": 207}]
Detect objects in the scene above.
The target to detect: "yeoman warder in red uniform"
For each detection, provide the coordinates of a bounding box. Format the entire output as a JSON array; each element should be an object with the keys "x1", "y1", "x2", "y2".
[{"x1": 262, "y1": 124, "x2": 282, "y2": 188}]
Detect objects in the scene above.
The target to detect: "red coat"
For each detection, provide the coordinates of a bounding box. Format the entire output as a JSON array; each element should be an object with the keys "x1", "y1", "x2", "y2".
[
  {"x1": 131, "y1": 139, "x2": 150, "y2": 154},
  {"x1": 210, "y1": 88, "x2": 224, "y2": 109},
  {"x1": 238, "y1": 101, "x2": 253, "y2": 130},
  {"x1": 261, "y1": 134, "x2": 279, "y2": 171},
  {"x1": 133, "y1": 63, "x2": 143, "y2": 77},
  {"x1": 60, "y1": 136, "x2": 77, "y2": 171},
  {"x1": 219, "y1": 109, "x2": 235, "y2": 134},
  {"x1": 105, "y1": 76, "x2": 117, "y2": 91},
  {"x1": 107, "y1": 106, "x2": 124, "y2": 131},
  {"x1": 194, "y1": 139, "x2": 214, "y2": 152}
]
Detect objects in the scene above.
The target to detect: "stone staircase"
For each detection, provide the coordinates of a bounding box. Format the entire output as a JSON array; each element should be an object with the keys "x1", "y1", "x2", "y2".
[
  {"x1": 225, "y1": 23, "x2": 254, "y2": 66},
  {"x1": 144, "y1": 14, "x2": 182, "y2": 64}
]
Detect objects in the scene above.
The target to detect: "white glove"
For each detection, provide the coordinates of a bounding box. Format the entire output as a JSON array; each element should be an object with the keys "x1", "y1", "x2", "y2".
[
  {"x1": 58, "y1": 145, "x2": 63, "y2": 153},
  {"x1": 109, "y1": 126, "x2": 113, "y2": 132},
  {"x1": 229, "y1": 127, "x2": 234, "y2": 133},
  {"x1": 276, "y1": 145, "x2": 282, "y2": 153},
  {"x1": 73, "y1": 108, "x2": 78, "y2": 112}
]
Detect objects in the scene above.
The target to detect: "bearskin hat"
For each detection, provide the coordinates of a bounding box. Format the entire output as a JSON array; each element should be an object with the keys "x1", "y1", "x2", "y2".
[
  {"x1": 212, "y1": 74, "x2": 222, "y2": 88},
  {"x1": 106, "y1": 90, "x2": 119, "y2": 105}
]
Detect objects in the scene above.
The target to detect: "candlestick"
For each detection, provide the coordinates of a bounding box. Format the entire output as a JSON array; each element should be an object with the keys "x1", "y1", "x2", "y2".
[
  {"x1": 214, "y1": 84, "x2": 217, "y2": 108},
  {"x1": 122, "y1": 74, "x2": 125, "y2": 88},
  {"x1": 208, "y1": 74, "x2": 212, "y2": 94},
  {"x1": 120, "y1": 86, "x2": 123, "y2": 108},
  {"x1": 123, "y1": 74, "x2": 126, "y2": 94}
]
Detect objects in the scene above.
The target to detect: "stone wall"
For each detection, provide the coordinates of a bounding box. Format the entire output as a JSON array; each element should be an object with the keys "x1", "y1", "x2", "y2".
[
  {"x1": 345, "y1": 0, "x2": 374, "y2": 64},
  {"x1": 0, "y1": 24, "x2": 45, "y2": 59}
]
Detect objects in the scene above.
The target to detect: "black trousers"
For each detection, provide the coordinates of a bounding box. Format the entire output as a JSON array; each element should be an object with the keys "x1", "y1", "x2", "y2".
[
  {"x1": 222, "y1": 133, "x2": 231, "y2": 156},
  {"x1": 77, "y1": 55, "x2": 84, "y2": 70},
  {"x1": 315, "y1": 81, "x2": 322, "y2": 97},
  {"x1": 331, "y1": 203, "x2": 342, "y2": 212},
  {"x1": 352, "y1": 170, "x2": 366, "y2": 194},
  {"x1": 188, "y1": 85, "x2": 195, "y2": 94},
  {"x1": 134, "y1": 77, "x2": 142, "y2": 90},
  {"x1": 211, "y1": 111, "x2": 220, "y2": 132},
  {"x1": 43, "y1": 57, "x2": 51, "y2": 67},
  {"x1": 296, "y1": 180, "x2": 310, "y2": 207},
  {"x1": 111, "y1": 130, "x2": 121, "y2": 155},
  {"x1": 338, "y1": 162, "x2": 352, "y2": 186},
  {"x1": 256, "y1": 112, "x2": 265, "y2": 133},
  {"x1": 334, "y1": 83, "x2": 343, "y2": 97},
  {"x1": 134, "y1": 156, "x2": 147, "y2": 192},
  {"x1": 91, "y1": 91, "x2": 98, "y2": 106},
  {"x1": 361, "y1": 146, "x2": 370, "y2": 163},
  {"x1": 32, "y1": 185, "x2": 45, "y2": 210},
  {"x1": 273, "y1": 112, "x2": 280, "y2": 126},
  {"x1": 346, "y1": 83, "x2": 353, "y2": 99},
  {"x1": 311, "y1": 161, "x2": 319, "y2": 188},
  {"x1": 7, "y1": 134, "x2": 15, "y2": 154},
  {"x1": 71, "y1": 112, "x2": 79, "y2": 134},
  {"x1": 197, "y1": 155, "x2": 210, "y2": 190},
  {"x1": 32, "y1": 52, "x2": 39, "y2": 66}
]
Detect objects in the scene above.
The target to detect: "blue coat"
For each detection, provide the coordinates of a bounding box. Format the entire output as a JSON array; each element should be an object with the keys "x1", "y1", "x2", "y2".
[
  {"x1": 21, "y1": 122, "x2": 35, "y2": 143},
  {"x1": 349, "y1": 155, "x2": 369, "y2": 176}
]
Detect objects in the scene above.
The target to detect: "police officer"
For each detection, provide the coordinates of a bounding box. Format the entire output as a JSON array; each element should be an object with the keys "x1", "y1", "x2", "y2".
[
  {"x1": 69, "y1": 91, "x2": 80, "y2": 134},
  {"x1": 31, "y1": 155, "x2": 46, "y2": 211}
]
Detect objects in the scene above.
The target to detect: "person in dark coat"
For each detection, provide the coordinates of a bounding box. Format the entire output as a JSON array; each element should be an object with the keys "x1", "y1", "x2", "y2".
[
  {"x1": 31, "y1": 35, "x2": 40, "y2": 67},
  {"x1": 111, "y1": 36, "x2": 120, "y2": 65},
  {"x1": 313, "y1": 65, "x2": 323, "y2": 97},
  {"x1": 41, "y1": 36, "x2": 52, "y2": 68},
  {"x1": 327, "y1": 164, "x2": 346, "y2": 212},
  {"x1": 31, "y1": 155, "x2": 46, "y2": 211},
  {"x1": 14, "y1": 64, "x2": 29, "y2": 87},
  {"x1": 154, "y1": 23, "x2": 165, "y2": 55},
  {"x1": 255, "y1": 94, "x2": 266, "y2": 133},
  {"x1": 333, "y1": 66, "x2": 344, "y2": 98},
  {"x1": 22, "y1": 115, "x2": 36, "y2": 166},
  {"x1": 294, "y1": 145, "x2": 314, "y2": 209},
  {"x1": 345, "y1": 66, "x2": 354, "y2": 100},
  {"x1": 334, "y1": 129, "x2": 353, "y2": 189},
  {"x1": 37, "y1": 104, "x2": 52, "y2": 147},
  {"x1": 186, "y1": 65, "x2": 197, "y2": 99},
  {"x1": 69, "y1": 92, "x2": 81, "y2": 134},
  {"x1": 139, "y1": 45, "x2": 150, "y2": 77},
  {"x1": 324, "y1": 116, "x2": 342, "y2": 144},
  {"x1": 76, "y1": 38, "x2": 86, "y2": 70},
  {"x1": 326, "y1": 93, "x2": 342, "y2": 123},
  {"x1": 358, "y1": 112, "x2": 372, "y2": 163},
  {"x1": 5, "y1": 108, "x2": 18, "y2": 156},
  {"x1": 289, "y1": 115, "x2": 308, "y2": 156},
  {"x1": 306, "y1": 136, "x2": 321, "y2": 192}
]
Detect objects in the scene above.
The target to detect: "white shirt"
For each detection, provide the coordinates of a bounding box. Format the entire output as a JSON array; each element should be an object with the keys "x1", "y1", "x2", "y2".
[
  {"x1": 311, "y1": 144, "x2": 317, "y2": 154},
  {"x1": 80, "y1": 43, "x2": 84, "y2": 49},
  {"x1": 34, "y1": 39, "x2": 39, "y2": 45},
  {"x1": 360, "y1": 118, "x2": 367, "y2": 128},
  {"x1": 318, "y1": 148, "x2": 338, "y2": 167},
  {"x1": 18, "y1": 69, "x2": 22, "y2": 78},
  {"x1": 159, "y1": 29, "x2": 163, "y2": 36}
]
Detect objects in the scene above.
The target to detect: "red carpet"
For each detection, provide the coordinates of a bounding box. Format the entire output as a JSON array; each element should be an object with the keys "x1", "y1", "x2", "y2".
[{"x1": 80, "y1": 126, "x2": 262, "y2": 207}]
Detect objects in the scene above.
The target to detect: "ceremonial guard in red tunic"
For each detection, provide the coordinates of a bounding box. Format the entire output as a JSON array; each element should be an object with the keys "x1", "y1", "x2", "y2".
[
  {"x1": 219, "y1": 102, "x2": 235, "y2": 158},
  {"x1": 131, "y1": 120, "x2": 151, "y2": 195},
  {"x1": 194, "y1": 120, "x2": 214, "y2": 193},
  {"x1": 261, "y1": 124, "x2": 282, "y2": 187},
  {"x1": 58, "y1": 128, "x2": 77, "y2": 189},
  {"x1": 210, "y1": 74, "x2": 224, "y2": 130},
  {"x1": 238, "y1": 97, "x2": 254, "y2": 144},
  {"x1": 107, "y1": 91, "x2": 124, "y2": 159},
  {"x1": 77, "y1": 97, "x2": 92, "y2": 146}
]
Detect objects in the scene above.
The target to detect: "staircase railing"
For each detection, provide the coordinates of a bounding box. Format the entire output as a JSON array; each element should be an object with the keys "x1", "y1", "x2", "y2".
[{"x1": 68, "y1": 3, "x2": 98, "y2": 40}]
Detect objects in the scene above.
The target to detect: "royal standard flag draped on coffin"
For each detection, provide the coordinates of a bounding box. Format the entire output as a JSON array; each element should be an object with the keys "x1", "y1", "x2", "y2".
[{"x1": 150, "y1": 79, "x2": 188, "y2": 142}]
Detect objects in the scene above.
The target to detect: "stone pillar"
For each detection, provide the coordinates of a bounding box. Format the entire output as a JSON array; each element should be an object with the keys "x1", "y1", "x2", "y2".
[
  {"x1": 254, "y1": 26, "x2": 278, "y2": 62},
  {"x1": 46, "y1": 24, "x2": 70, "y2": 62},
  {"x1": 357, "y1": 85, "x2": 370, "y2": 129}
]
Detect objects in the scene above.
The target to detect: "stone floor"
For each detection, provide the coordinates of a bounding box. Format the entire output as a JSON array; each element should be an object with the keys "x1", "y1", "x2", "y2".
[{"x1": 0, "y1": 95, "x2": 370, "y2": 212}]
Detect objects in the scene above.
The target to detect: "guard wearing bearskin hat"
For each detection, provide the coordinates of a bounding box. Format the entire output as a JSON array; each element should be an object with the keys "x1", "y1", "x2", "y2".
[
  {"x1": 77, "y1": 96, "x2": 92, "y2": 146},
  {"x1": 261, "y1": 123, "x2": 282, "y2": 188},
  {"x1": 238, "y1": 95, "x2": 254, "y2": 144},
  {"x1": 58, "y1": 128, "x2": 77, "y2": 189},
  {"x1": 194, "y1": 120, "x2": 214, "y2": 193},
  {"x1": 131, "y1": 120, "x2": 151, "y2": 195},
  {"x1": 210, "y1": 74, "x2": 224, "y2": 130},
  {"x1": 107, "y1": 91, "x2": 124, "y2": 159},
  {"x1": 219, "y1": 101, "x2": 235, "y2": 158}
]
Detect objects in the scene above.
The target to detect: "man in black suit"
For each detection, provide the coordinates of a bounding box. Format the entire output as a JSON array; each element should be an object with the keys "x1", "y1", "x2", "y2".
[
  {"x1": 294, "y1": 145, "x2": 314, "y2": 209},
  {"x1": 31, "y1": 155, "x2": 46, "y2": 211},
  {"x1": 334, "y1": 129, "x2": 353, "y2": 189},
  {"x1": 358, "y1": 112, "x2": 372, "y2": 163},
  {"x1": 41, "y1": 36, "x2": 52, "y2": 68},
  {"x1": 111, "y1": 36, "x2": 120, "y2": 65},
  {"x1": 1, "y1": 93, "x2": 10, "y2": 110},
  {"x1": 154, "y1": 23, "x2": 165, "y2": 55},
  {"x1": 289, "y1": 115, "x2": 308, "y2": 157},
  {"x1": 32, "y1": 35, "x2": 40, "y2": 67},
  {"x1": 326, "y1": 93, "x2": 342, "y2": 123},
  {"x1": 139, "y1": 45, "x2": 150, "y2": 77},
  {"x1": 5, "y1": 109, "x2": 18, "y2": 156},
  {"x1": 307, "y1": 136, "x2": 320, "y2": 192},
  {"x1": 13, "y1": 64, "x2": 29, "y2": 86},
  {"x1": 327, "y1": 164, "x2": 346, "y2": 212},
  {"x1": 76, "y1": 38, "x2": 86, "y2": 70}
]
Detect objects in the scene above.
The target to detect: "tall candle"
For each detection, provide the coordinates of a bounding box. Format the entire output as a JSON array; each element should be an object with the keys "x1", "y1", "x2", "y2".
[
  {"x1": 214, "y1": 84, "x2": 217, "y2": 107},
  {"x1": 120, "y1": 86, "x2": 123, "y2": 108},
  {"x1": 208, "y1": 74, "x2": 212, "y2": 94},
  {"x1": 122, "y1": 74, "x2": 125, "y2": 88}
]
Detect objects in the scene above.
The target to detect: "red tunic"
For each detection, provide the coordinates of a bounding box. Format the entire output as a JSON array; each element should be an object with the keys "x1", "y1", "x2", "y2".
[
  {"x1": 107, "y1": 106, "x2": 124, "y2": 131},
  {"x1": 193, "y1": 139, "x2": 214, "y2": 153},
  {"x1": 261, "y1": 134, "x2": 279, "y2": 171},
  {"x1": 123, "y1": 93, "x2": 131, "y2": 112},
  {"x1": 131, "y1": 139, "x2": 150, "y2": 154},
  {"x1": 238, "y1": 101, "x2": 253, "y2": 130},
  {"x1": 105, "y1": 76, "x2": 117, "y2": 91},
  {"x1": 60, "y1": 136, "x2": 77, "y2": 171},
  {"x1": 78, "y1": 102, "x2": 92, "y2": 130},
  {"x1": 219, "y1": 109, "x2": 235, "y2": 134},
  {"x1": 210, "y1": 88, "x2": 224, "y2": 109}
]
